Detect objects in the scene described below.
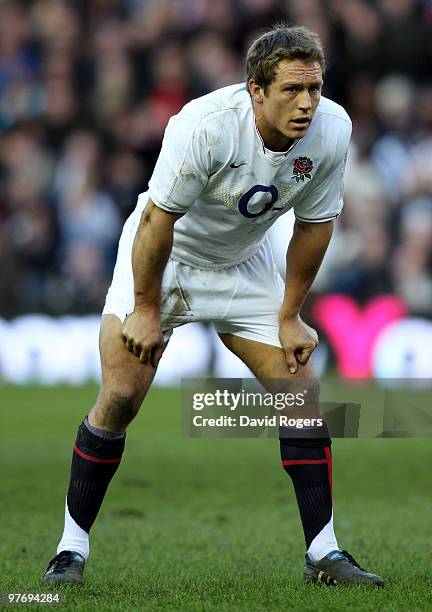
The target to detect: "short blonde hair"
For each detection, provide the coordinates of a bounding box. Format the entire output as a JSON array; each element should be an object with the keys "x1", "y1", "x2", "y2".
[{"x1": 246, "y1": 25, "x2": 325, "y2": 92}]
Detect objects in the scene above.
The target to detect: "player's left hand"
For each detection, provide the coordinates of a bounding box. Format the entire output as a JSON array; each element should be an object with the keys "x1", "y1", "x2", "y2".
[{"x1": 279, "y1": 316, "x2": 319, "y2": 374}]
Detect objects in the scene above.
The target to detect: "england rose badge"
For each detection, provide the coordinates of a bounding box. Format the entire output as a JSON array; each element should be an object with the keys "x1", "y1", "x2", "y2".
[{"x1": 291, "y1": 157, "x2": 313, "y2": 182}]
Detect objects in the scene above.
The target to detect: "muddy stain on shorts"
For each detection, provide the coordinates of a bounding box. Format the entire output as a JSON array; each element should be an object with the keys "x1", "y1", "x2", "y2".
[{"x1": 161, "y1": 285, "x2": 192, "y2": 316}]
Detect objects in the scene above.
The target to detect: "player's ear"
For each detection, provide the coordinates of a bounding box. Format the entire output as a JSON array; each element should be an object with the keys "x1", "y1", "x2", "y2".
[{"x1": 248, "y1": 80, "x2": 264, "y2": 104}]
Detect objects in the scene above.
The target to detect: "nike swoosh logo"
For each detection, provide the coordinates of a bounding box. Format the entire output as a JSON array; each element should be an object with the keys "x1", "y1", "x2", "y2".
[{"x1": 230, "y1": 162, "x2": 247, "y2": 168}]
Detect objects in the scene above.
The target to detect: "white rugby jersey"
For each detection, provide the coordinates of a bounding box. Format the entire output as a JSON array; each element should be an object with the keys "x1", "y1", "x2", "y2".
[{"x1": 143, "y1": 83, "x2": 351, "y2": 269}]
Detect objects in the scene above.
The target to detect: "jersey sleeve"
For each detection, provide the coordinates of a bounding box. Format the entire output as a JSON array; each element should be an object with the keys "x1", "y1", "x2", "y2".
[
  {"x1": 148, "y1": 112, "x2": 210, "y2": 214},
  {"x1": 293, "y1": 118, "x2": 352, "y2": 223}
]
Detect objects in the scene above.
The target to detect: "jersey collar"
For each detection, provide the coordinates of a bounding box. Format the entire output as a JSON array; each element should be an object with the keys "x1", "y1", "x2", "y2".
[{"x1": 254, "y1": 118, "x2": 300, "y2": 164}]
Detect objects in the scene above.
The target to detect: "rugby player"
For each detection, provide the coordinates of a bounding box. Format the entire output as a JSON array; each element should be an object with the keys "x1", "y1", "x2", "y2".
[{"x1": 43, "y1": 25, "x2": 383, "y2": 587}]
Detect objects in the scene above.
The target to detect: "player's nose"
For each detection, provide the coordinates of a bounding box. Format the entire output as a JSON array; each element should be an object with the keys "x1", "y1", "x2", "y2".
[{"x1": 298, "y1": 91, "x2": 312, "y2": 111}]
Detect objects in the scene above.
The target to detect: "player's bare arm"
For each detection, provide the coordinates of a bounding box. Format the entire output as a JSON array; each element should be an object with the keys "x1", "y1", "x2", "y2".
[
  {"x1": 279, "y1": 219, "x2": 333, "y2": 374},
  {"x1": 121, "y1": 199, "x2": 183, "y2": 367}
]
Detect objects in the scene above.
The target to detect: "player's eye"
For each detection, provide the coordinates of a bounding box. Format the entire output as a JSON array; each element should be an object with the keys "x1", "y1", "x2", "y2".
[{"x1": 284, "y1": 86, "x2": 297, "y2": 93}]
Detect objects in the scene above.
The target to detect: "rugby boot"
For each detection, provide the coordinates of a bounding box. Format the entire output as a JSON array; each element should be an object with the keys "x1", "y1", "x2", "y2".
[
  {"x1": 303, "y1": 549, "x2": 384, "y2": 587},
  {"x1": 42, "y1": 550, "x2": 85, "y2": 585}
]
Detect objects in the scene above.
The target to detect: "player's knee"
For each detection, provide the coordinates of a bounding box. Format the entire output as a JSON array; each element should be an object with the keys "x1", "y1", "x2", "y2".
[
  {"x1": 115, "y1": 383, "x2": 138, "y2": 402},
  {"x1": 291, "y1": 368, "x2": 320, "y2": 393},
  {"x1": 109, "y1": 383, "x2": 143, "y2": 413},
  {"x1": 269, "y1": 370, "x2": 320, "y2": 397},
  {"x1": 95, "y1": 383, "x2": 144, "y2": 428},
  {"x1": 272, "y1": 374, "x2": 320, "y2": 422}
]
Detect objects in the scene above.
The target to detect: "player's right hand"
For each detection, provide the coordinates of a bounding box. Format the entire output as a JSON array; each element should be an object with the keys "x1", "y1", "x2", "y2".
[{"x1": 121, "y1": 309, "x2": 165, "y2": 367}]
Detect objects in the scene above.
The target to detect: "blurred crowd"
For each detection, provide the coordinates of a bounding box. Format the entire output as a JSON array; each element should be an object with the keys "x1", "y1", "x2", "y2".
[{"x1": 1, "y1": 0, "x2": 432, "y2": 317}]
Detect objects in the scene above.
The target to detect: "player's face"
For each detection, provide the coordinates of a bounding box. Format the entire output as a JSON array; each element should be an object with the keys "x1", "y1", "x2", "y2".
[{"x1": 250, "y1": 59, "x2": 323, "y2": 151}]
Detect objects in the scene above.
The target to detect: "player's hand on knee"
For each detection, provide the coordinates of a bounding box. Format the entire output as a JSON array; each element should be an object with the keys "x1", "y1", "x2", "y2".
[
  {"x1": 279, "y1": 316, "x2": 319, "y2": 374},
  {"x1": 121, "y1": 310, "x2": 164, "y2": 367}
]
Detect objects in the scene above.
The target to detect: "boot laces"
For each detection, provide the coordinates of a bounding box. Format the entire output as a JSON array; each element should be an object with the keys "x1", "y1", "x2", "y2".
[
  {"x1": 341, "y1": 550, "x2": 366, "y2": 572},
  {"x1": 48, "y1": 551, "x2": 75, "y2": 570}
]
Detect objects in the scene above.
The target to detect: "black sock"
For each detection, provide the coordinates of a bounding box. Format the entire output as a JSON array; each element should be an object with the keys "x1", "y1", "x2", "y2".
[
  {"x1": 67, "y1": 419, "x2": 126, "y2": 533},
  {"x1": 280, "y1": 435, "x2": 333, "y2": 549}
]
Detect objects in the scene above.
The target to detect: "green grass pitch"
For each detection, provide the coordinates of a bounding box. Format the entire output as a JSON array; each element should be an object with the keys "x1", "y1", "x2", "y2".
[{"x1": 1, "y1": 385, "x2": 432, "y2": 611}]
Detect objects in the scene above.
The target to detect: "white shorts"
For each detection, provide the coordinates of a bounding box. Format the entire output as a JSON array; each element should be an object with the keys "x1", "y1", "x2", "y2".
[{"x1": 103, "y1": 208, "x2": 285, "y2": 347}]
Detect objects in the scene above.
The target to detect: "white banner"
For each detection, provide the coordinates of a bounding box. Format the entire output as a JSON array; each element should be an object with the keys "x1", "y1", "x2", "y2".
[{"x1": 0, "y1": 316, "x2": 252, "y2": 386}]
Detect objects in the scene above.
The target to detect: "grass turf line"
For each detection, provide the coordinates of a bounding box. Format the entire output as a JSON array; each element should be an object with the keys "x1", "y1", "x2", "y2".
[{"x1": 0, "y1": 385, "x2": 431, "y2": 611}]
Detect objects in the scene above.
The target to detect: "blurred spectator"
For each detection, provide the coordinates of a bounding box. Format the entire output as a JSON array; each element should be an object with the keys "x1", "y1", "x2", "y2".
[
  {"x1": 53, "y1": 130, "x2": 121, "y2": 274},
  {"x1": 0, "y1": 0, "x2": 432, "y2": 318},
  {"x1": 89, "y1": 18, "x2": 133, "y2": 125},
  {"x1": 187, "y1": 32, "x2": 242, "y2": 94},
  {"x1": 391, "y1": 198, "x2": 432, "y2": 314},
  {"x1": 0, "y1": 2, "x2": 42, "y2": 128}
]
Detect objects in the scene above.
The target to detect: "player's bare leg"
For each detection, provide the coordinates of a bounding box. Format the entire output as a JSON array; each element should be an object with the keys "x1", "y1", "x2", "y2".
[
  {"x1": 219, "y1": 334, "x2": 383, "y2": 587},
  {"x1": 89, "y1": 314, "x2": 162, "y2": 431},
  {"x1": 43, "y1": 314, "x2": 165, "y2": 584},
  {"x1": 219, "y1": 332, "x2": 316, "y2": 379}
]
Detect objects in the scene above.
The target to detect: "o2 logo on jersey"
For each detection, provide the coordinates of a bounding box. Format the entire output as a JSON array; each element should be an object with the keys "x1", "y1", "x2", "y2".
[{"x1": 238, "y1": 184, "x2": 280, "y2": 219}]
